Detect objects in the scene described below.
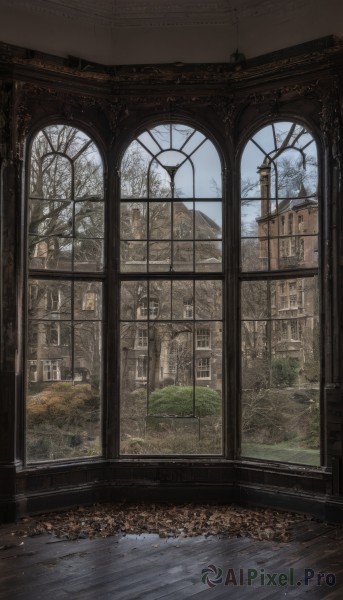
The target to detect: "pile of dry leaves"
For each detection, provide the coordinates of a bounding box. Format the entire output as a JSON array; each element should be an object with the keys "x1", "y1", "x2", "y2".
[{"x1": 16, "y1": 503, "x2": 303, "y2": 542}]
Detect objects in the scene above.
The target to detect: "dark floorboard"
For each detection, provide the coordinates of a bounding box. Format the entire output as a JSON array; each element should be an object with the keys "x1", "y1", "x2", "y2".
[{"x1": 1, "y1": 520, "x2": 342, "y2": 599}]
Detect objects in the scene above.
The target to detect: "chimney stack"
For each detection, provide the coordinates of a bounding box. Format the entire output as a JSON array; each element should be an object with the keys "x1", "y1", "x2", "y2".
[{"x1": 257, "y1": 159, "x2": 271, "y2": 217}]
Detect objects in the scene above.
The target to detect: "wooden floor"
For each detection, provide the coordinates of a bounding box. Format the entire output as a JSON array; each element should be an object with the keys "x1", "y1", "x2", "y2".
[{"x1": 1, "y1": 519, "x2": 343, "y2": 599}]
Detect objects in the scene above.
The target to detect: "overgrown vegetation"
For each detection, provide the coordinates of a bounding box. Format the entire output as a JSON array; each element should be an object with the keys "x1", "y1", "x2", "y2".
[
  {"x1": 271, "y1": 357, "x2": 299, "y2": 387},
  {"x1": 120, "y1": 385, "x2": 222, "y2": 455},
  {"x1": 27, "y1": 383, "x2": 101, "y2": 461}
]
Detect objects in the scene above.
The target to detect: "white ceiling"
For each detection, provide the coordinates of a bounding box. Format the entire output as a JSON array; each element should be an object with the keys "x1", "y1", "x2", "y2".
[{"x1": 0, "y1": 0, "x2": 341, "y2": 65}]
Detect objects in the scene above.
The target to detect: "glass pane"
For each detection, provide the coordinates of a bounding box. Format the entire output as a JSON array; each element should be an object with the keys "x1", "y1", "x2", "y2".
[
  {"x1": 137, "y1": 131, "x2": 161, "y2": 155},
  {"x1": 121, "y1": 281, "x2": 148, "y2": 320},
  {"x1": 241, "y1": 281, "x2": 269, "y2": 320},
  {"x1": 149, "y1": 161, "x2": 172, "y2": 198},
  {"x1": 149, "y1": 242, "x2": 171, "y2": 271},
  {"x1": 241, "y1": 201, "x2": 261, "y2": 237},
  {"x1": 120, "y1": 241, "x2": 147, "y2": 272},
  {"x1": 74, "y1": 282, "x2": 102, "y2": 320},
  {"x1": 121, "y1": 202, "x2": 147, "y2": 240},
  {"x1": 74, "y1": 239, "x2": 104, "y2": 272},
  {"x1": 121, "y1": 141, "x2": 151, "y2": 198},
  {"x1": 74, "y1": 321, "x2": 102, "y2": 386},
  {"x1": 182, "y1": 130, "x2": 206, "y2": 156},
  {"x1": 28, "y1": 236, "x2": 72, "y2": 271},
  {"x1": 157, "y1": 150, "x2": 185, "y2": 168},
  {"x1": 173, "y1": 202, "x2": 193, "y2": 239},
  {"x1": 241, "y1": 238, "x2": 267, "y2": 272},
  {"x1": 193, "y1": 139, "x2": 222, "y2": 198},
  {"x1": 29, "y1": 200, "x2": 72, "y2": 237},
  {"x1": 149, "y1": 125, "x2": 171, "y2": 149},
  {"x1": 74, "y1": 150, "x2": 104, "y2": 200},
  {"x1": 120, "y1": 322, "x2": 148, "y2": 450},
  {"x1": 195, "y1": 202, "x2": 222, "y2": 239},
  {"x1": 150, "y1": 280, "x2": 171, "y2": 320},
  {"x1": 149, "y1": 202, "x2": 171, "y2": 239},
  {"x1": 28, "y1": 280, "x2": 71, "y2": 320},
  {"x1": 174, "y1": 161, "x2": 193, "y2": 198},
  {"x1": 41, "y1": 155, "x2": 72, "y2": 199},
  {"x1": 241, "y1": 276, "x2": 320, "y2": 465},
  {"x1": 171, "y1": 124, "x2": 195, "y2": 150},
  {"x1": 195, "y1": 281, "x2": 222, "y2": 320},
  {"x1": 75, "y1": 201, "x2": 104, "y2": 238},
  {"x1": 172, "y1": 281, "x2": 194, "y2": 320},
  {"x1": 195, "y1": 241, "x2": 222, "y2": 272},
  {"x1": 173, "y1": 242, "x2": 193, "y2": 271}
]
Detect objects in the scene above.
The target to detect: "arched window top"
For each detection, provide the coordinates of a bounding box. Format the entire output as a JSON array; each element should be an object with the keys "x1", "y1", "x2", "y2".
[
  {"x1": 28, "y1": 124, "x2": 104, "y2": 273},
  {"x1": 121, "y1": 123, "x2": 222, "y2": 199},
  {"x1": 241, "y1": 121, "x2": 318, "y2": 200},
  {"x1": 30, "y1": 124, "x2": 104, "y2": 200}
]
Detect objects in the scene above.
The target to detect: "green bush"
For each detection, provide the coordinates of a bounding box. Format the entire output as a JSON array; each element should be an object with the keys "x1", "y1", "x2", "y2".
[
  {"x1": 271, "y1": 357, "x2": 299, "y2": 387},
  {"x1": 148, "y1": 385, "x2": 221, "y2": 417}
]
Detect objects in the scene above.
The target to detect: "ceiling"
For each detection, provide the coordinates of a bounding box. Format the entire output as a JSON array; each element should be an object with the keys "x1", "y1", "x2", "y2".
[{"x1": 0, "y1": 0, "x2": 341, "y2": 65}]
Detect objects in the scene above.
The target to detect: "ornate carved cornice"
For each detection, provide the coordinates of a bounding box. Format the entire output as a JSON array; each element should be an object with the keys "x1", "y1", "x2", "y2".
[{"x1": 1, "y1": 37, "x2": 342, "y2": 90}]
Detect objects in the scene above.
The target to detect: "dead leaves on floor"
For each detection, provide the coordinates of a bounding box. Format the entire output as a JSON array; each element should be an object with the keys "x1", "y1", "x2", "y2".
[{"x1": 14, "y1": 503, "x2": 303, "y2": 543}]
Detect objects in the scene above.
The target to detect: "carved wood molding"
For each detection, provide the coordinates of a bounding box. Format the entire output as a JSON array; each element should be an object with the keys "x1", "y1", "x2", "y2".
[{"x1": 1, "y1": 37, "x2": 342, "y2": 89}]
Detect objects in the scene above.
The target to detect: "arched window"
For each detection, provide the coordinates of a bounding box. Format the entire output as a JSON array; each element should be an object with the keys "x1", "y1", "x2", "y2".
[
  {"x1": 26, "y1": 124, "x2": 104, "y2": 462},
  {"x1": 240, "y1": 121, "x2": 320, "y2": 465},
  {"x1": 119, "y1": 123, "x2": 223, "y2": 455}
]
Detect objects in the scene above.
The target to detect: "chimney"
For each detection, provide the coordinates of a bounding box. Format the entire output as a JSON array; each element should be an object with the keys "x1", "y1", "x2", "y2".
[
  {"x1": 257, "y1": 159, "x2": 271, "y2": 217},
  {"x1": 131, "y1": 208, "x2": 141, "y2": 239}
]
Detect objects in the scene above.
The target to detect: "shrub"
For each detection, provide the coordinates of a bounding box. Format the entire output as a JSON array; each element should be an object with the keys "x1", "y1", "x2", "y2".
[
  {"x1": 148, "y1": 385, "x2": 221, "y2": 417},
  {"x1": 271, "y1": 357, "x2": 299, "y2": 387},
  {"x1": 27, "y1": 383, "x2": 100, "y2": 429}
]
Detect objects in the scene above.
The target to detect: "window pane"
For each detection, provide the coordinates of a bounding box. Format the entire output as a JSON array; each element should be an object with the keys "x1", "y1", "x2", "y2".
[
  {"x1": 75, "y1": 201, "x2": 104, "y2": 238},
  {"x1": 74, "y1": 239, "x2": 104, "y2": 272},
  {"x1": 195, "y1": 241, "x2": 222, "y2": 272},
  {"x1": 29, "y1": 236, "x2": 72, "y2": 271},
  {"x1": 29, "y1": 200, "x2": 72, "y2": 237},
  {"x1": 121, "y1": 202, "x2": 147, "y2": 240},
  {"x1": 240, "y1": 276, "x2": 320, "y2": 465},
  {"x1": 195, "y1": 202, "x2": 222, "y2": 239},
  {"x1": 121, "y1": 241, "x2": 147, "y2": 272},
  {"x1": 149, "y1": 202, "x2": 171, "y2": 239},
  {"x1": 172, "y1": 281, "x2": 194, "y2": 319}
]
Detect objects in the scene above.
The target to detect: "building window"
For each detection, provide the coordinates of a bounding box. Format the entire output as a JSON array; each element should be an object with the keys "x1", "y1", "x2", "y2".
[
  {"x1": 196, "y1": 357, "x2": 211, "y2": 379},
  {"x1": 136, "y1": 328, "x2": 148, "y2": 348},
  {"x1": 280, "y1": 296, "x2": 288, "y2": 309},
  {"x1": 288, "y1": 213, "x2": 293, "y2": 235},
  {"x1": 240, "y1": 120, "x2": 319, "y2": 465},
  {"x1": 120, "y1": 123, "x2": 223, "y2": 455},
  {"x1": 47, "y1": 288, "x2": 61, "y2": 312},
  {"x1": 26, "y1": 124, "x2": 104, "y2": 463},
  {"x1": 280, "y1": 216, "x2": 285, "y2": 235},
  {"x1": 290, "y1": 320, "x2": 298, "y2": 339},
  {"x1": 196, "y1": 329, "x2": 211, "y2": 349},
  {"x1": 136, "y1": 355, "x2": 148, "y2": 380},
  {"x1": 139, "y1": 297, "x2": 159, "y2": 318},
  {"x1": 183, "y1": 299, "x2": 194, "y2": 319},
  {"x1": 290, "y1": 294, "x2": 297, "y2": 308},
  {"x1": 281, "y1": 321, "x2": 288, "y2": 339},
  {"x1": 82, "y1": 291, "x2": 96, "y2": 311},
  {"x1": 42, "y1": 359, "x2": 61, "y2": 382}
]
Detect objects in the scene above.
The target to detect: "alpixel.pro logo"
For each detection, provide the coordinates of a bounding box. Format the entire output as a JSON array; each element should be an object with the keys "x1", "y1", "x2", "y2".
[{"x1": 201, "y1": 566, "x2": 337, "y2": 588}]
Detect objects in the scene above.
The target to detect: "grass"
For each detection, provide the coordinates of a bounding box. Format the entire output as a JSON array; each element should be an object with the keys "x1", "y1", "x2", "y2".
[{"x1": 241, "y1": 441, "x2": 320, "y2": 466}]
